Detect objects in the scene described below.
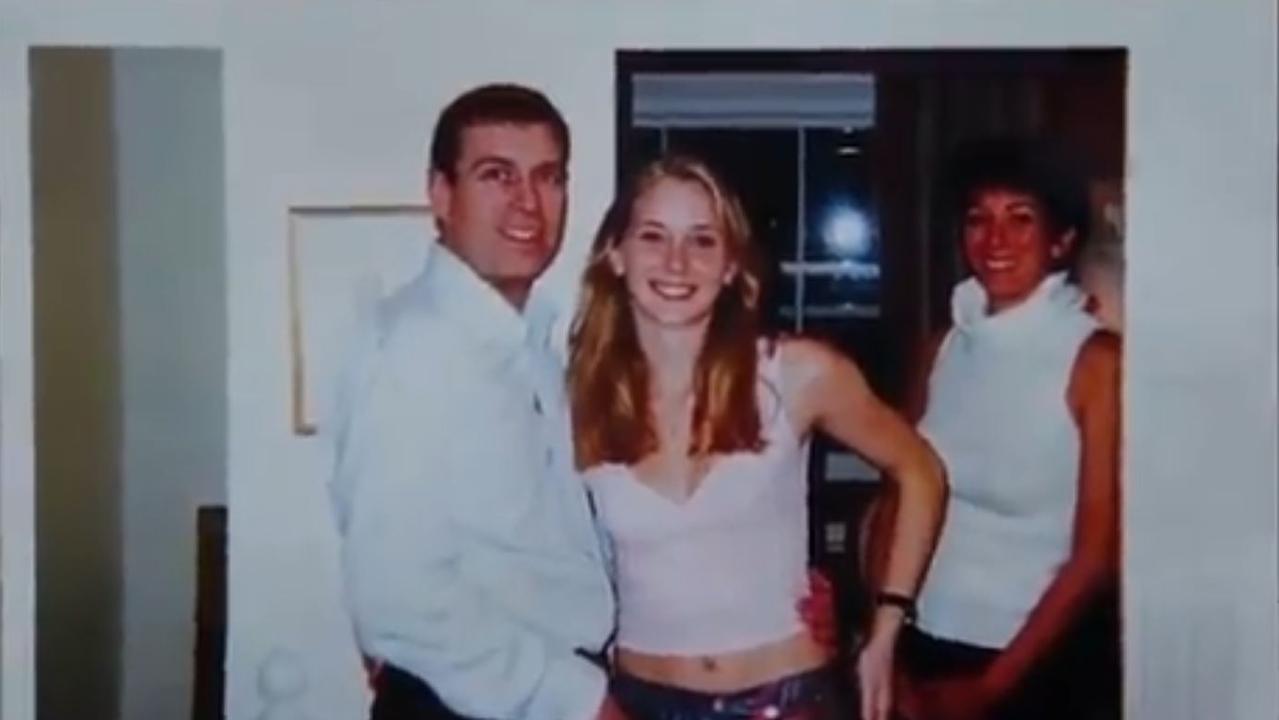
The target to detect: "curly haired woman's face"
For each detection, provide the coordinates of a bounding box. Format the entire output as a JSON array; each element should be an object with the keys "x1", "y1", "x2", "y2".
[
  {"x1": 609, "y1": 177, "x2": 736, "y2": 329},
  {"x1": 962, "y1": 187, "x2": 1074, "y2": 313}
]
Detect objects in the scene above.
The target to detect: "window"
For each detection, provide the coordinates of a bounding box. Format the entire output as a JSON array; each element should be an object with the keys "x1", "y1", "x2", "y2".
[{"x1": 624, "y1": 71, "x2": 880, "y2": 330}]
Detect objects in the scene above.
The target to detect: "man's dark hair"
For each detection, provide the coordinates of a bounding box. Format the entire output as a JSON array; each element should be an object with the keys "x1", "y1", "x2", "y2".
[
  {"x1": 429, "y1": 84, "x2": 570, "y2": 179},
  {"x1": 946, "y1": 136, "x2": 1093, "y2": 269}
]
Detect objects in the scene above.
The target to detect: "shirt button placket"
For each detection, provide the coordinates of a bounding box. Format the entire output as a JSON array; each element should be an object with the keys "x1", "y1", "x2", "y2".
[{"x1": 531, "y1": 393, "x2": 554, "y2": 468}]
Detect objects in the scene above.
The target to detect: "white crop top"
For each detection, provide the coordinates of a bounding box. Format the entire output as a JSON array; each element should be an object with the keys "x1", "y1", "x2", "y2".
[{"x1": 584, "y1": 345, "x2": 812, "y2": 656}]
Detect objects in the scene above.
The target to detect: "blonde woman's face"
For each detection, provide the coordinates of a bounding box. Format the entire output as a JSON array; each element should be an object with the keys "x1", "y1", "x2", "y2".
[{"x1": 609, "y1": 177, "x2": 736, "y2": 329}]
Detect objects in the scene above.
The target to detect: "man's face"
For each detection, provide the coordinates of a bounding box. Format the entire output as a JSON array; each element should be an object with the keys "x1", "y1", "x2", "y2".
[{"x1": 429, "y1": 122, "x2": 568, "y2": 308}]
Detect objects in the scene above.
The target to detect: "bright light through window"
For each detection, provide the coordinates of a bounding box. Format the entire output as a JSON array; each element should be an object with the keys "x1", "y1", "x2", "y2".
[{"x1": 821, "y1": 204, "x2": 872, "y2": 258}]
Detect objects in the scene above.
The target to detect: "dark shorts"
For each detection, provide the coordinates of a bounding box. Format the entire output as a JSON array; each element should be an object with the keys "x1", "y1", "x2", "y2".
[
  {"x1": 611, "y1": 666, "x2": 845, "y2": 720},
  {"x1": 899, "y1": 594, "x2": 1121, "y2": 720}
]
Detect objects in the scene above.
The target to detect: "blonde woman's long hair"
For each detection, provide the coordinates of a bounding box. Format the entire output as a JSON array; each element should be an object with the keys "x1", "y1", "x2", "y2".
[{"x1": 568, "y1": 155, "x2": 769, "y2": 470}]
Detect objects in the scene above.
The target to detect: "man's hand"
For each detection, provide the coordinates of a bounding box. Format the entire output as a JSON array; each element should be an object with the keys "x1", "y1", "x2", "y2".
[
  {"x1": 361, "y1": 655, "x2": 383, "y2": 691},
  {"x1": 905, "y1": 673, "x2": 997, "y2": 720},
  {"x1": 596, "y1": 694, "x2": 630, "y2": 720},
  {"x1": 797, "y1": 568, "x2": 838, "y2": 655}
]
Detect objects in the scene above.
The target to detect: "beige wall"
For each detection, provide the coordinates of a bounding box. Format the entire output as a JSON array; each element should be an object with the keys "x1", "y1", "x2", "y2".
[{"x1": 31, "y1": 48, "x2": 123, "y2": 720}]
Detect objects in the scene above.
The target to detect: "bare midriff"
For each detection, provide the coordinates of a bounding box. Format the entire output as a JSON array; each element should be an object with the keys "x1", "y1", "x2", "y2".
[{"x1": 616, "y1": 631, "x2": 830, "y2": 693}]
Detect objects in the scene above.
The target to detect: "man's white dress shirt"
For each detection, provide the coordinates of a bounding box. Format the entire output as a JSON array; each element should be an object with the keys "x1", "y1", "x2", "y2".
[{"x1": 329, "y1": 245, "x2": 615, "y2": 719}]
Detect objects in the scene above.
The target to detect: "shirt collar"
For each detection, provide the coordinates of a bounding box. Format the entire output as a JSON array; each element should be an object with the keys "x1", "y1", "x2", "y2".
[{"x1": 419, "y1": 243, "x2": 558, "y2": 359}]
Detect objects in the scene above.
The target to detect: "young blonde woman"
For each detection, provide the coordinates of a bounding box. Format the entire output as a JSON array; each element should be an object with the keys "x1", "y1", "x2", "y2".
[{"x1": 568, "y1": 155, "x2": 946, "y2": 720}]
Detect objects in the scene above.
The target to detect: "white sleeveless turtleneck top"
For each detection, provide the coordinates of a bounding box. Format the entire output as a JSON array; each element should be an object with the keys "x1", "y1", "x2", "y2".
[{"x1": 916, "y1": 273, "x2": 1099, "y2": 649}]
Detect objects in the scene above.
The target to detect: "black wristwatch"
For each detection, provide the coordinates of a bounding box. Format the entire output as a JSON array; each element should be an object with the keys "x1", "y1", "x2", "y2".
[{"x1": 874, "y1": 591, "x2": 917, "y2": 624}]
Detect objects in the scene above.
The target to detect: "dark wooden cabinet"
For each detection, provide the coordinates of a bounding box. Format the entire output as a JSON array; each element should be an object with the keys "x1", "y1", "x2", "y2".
[{"x1": 192, "y1": 506, "x2": 226, "y2": 720}]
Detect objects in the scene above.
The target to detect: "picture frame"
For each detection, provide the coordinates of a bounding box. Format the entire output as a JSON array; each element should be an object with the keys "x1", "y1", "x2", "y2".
[{"x1": 286, "y1": 204, "x2": 433, "y2": 436}]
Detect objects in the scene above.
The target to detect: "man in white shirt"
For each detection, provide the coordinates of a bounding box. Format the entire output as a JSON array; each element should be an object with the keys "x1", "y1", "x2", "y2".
[{"x1": 329, "y1": 84, "x2": 627, "y2": 720}]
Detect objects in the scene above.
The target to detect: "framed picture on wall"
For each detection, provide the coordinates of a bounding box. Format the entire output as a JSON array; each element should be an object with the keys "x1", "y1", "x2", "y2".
[{"x1": 286, "y1": 204, "x2": 433, "y2": 436}]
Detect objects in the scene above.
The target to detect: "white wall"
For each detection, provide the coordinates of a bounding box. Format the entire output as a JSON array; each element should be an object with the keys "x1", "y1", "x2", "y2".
[
  {"x1": 113, "y1": 47, "x2": 226, "y2": 720},
  {"x1": 1, "y1": 3, "x2": 1276, "y2": 720}
]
